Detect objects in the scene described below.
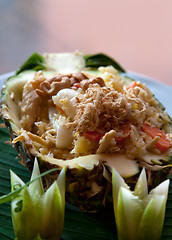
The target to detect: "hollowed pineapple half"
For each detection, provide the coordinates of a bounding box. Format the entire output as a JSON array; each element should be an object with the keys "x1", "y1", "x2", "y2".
[{"x1": 1, "y1": 52, "x2": 172, "y2": 211}]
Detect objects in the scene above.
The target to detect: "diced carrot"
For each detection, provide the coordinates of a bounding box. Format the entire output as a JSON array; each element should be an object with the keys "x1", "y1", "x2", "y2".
[
  {"x1": 84, "y1": 124, "x2": 131, "y2": 144},
  {"x1": 142, "y1": 123, "x2": 171, "y2": 152},
  {"x1": 126, "y1": 81, "x2": 139, "y2": 90},
  {"x1": 73, "y1": 83, "x2": 80, "y2": 89},
  {"x1": 83, "y1": 131, "x2": 103, "y2": 142},
  {"x1": 115, "y1": 124, "x2": 131, "y2": 144}
]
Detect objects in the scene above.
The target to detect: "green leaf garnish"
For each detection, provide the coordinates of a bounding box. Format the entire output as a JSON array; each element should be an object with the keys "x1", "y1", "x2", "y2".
[
  {"x1": 84, "y1": 53, "x2": 126, "y2": 72},
  {"x1": 16, "y1": 52, "x2": 46, "y2": 74}
]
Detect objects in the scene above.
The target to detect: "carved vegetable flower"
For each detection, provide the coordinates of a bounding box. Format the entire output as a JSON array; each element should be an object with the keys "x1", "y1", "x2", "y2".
[
  {"x1": 112, "y1": 168, "x2": 169, "y2": 240},
  {"x1": 1, "y1": 159, "x2": 66, "y2": 240}
]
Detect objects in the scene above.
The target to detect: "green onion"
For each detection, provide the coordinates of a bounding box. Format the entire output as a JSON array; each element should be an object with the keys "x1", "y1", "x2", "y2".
[
  {"x1": 3, "y1": 158, "x2": 66, "y2": 240},
  {"x1": 112, "y1": 168, "x2": 169, "y2": 240}
]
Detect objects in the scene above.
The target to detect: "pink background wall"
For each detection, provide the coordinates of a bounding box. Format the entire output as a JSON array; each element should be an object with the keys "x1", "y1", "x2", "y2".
[{"x1": 1, "y1": 0, "x2": 172, "y2": 85}]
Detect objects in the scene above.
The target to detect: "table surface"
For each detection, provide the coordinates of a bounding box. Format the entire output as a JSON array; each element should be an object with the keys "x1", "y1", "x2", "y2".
[{"x1": 0, "y1": 0, "x2": 172, "y2": 86}]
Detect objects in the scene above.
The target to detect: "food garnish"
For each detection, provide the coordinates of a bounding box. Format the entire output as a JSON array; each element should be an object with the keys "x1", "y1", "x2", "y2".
[
  {"x1": 112, "y1": 168, "x2": 169, "y2": 240},
  {"x1": 0, "y1": 159, "x2": 66, "y2": 240}
]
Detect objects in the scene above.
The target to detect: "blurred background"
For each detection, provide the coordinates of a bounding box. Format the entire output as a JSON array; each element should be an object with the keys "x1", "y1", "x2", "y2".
[{"x1": 0, "y1": 0, "x2": 172, "y2": 85}]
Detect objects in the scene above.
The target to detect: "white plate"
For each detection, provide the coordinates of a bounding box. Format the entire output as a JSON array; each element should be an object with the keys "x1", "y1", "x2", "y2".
[{"x1": 0, "y1": 71, "x2": 172, "y2": 117}]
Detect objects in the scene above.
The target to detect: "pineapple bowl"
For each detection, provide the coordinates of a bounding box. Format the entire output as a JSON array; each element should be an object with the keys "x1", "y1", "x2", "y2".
[{"x1": 1, "y1": 52, "x2": 172, "y2": 211}]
